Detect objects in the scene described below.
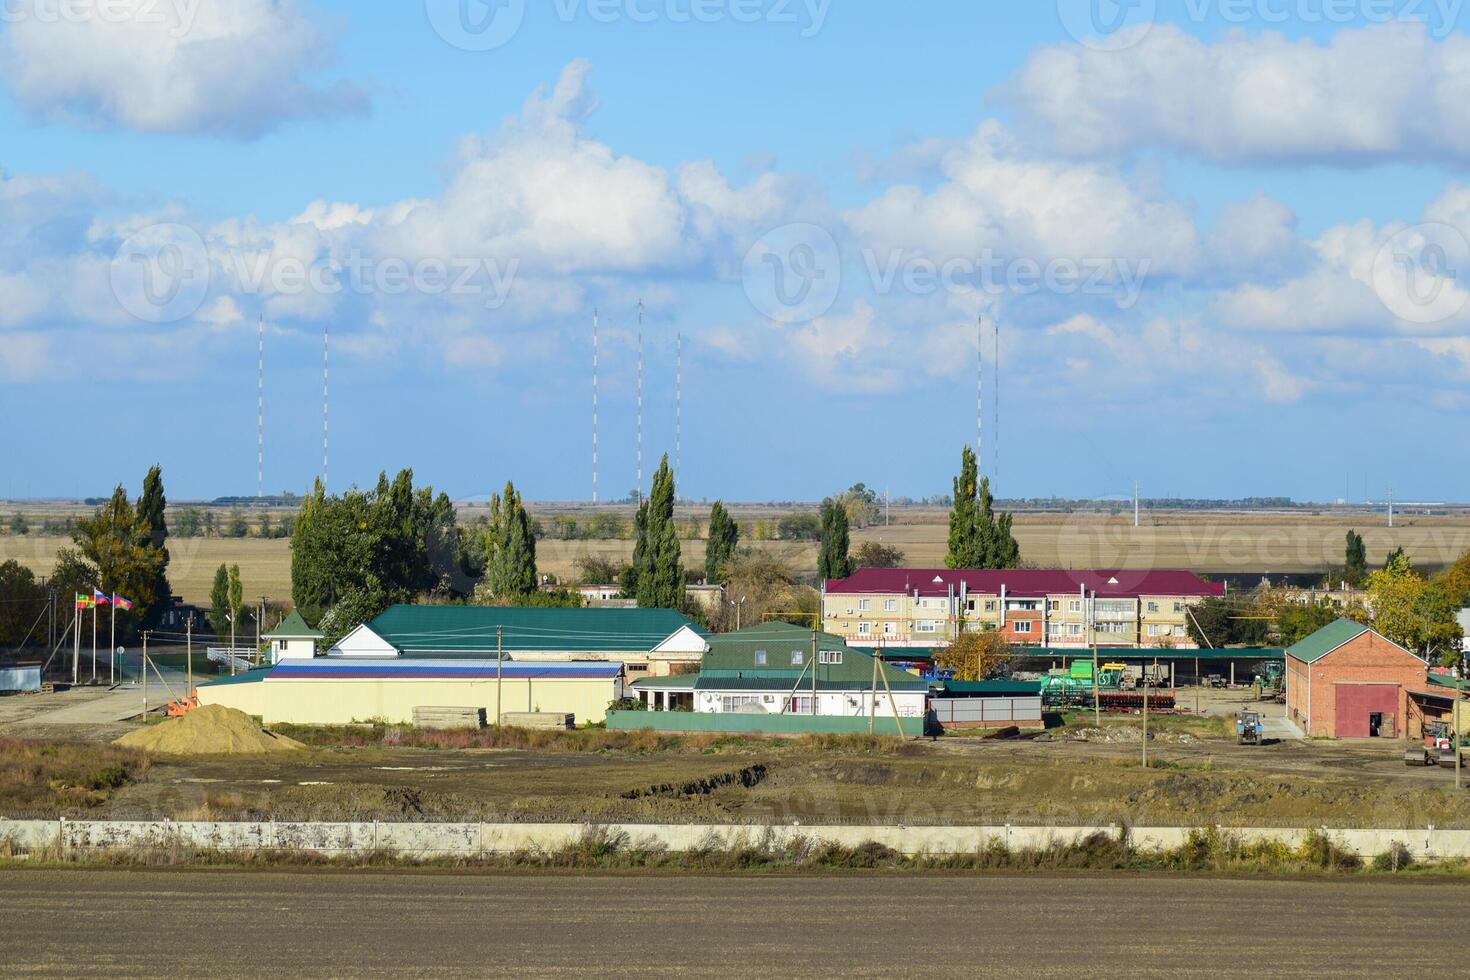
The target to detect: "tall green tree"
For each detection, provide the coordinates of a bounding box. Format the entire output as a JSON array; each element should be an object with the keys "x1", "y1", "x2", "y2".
[
  {"x1": 634, "y1": 455, "x2": 684, "y2": 610},
  {"x1": 290, "y1": 470, "x2": 471, "y2": 626},
  {"x1": 208, "y1": 563, "x2": 231, "y2": 638},
  {"x1": 71, "y1": 484, "x2": 166, "y2": 635},
  {"x1": 623, "y1": 500, "x2": 649, "y2": 597},
  {"x1": 945, "y1": 447, "x2": 1020, "y2": 569},
  {"x1": 705, "y1": 502, "x2": 739, "y2": 583},
  {"x1": 135, "y1": 465, "x2": 171, "y2": 624},
  {"x1": 1366, "y1": 552, "x2": 1464, "y2": 662},
  {"x1": 482, "y1": 481, "x2": 537, "y2": 599},
  {"x1": 1344, "y1": 530, "x2": 1367, "y2": 586},
  {"x1": 818, "y1": 498, "x2": 854, "y2": 580},
  {"x1": 227, "y1": 564, "x2": 243, "y2": 648}
]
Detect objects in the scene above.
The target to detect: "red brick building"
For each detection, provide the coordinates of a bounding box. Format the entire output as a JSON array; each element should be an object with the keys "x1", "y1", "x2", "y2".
[{"x1": 1285, "y1": 619, "x2": 1428, "y2": 738}]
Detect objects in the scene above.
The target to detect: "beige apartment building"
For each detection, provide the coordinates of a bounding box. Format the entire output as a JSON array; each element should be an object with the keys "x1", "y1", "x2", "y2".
[{"x1": 821, "y1": 568, "x2": 1225, "y2": 649}]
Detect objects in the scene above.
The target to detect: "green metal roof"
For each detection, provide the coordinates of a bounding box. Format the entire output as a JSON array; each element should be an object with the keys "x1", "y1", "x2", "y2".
[
  {"x1": 698, "y1": 623, "x2": 926, "y2": 691},
  {"x1": 1285, "y1": 618, "x2": 1372, "y2": 664},
  {"x1": 868, "y1": 646, "x2": 1285, "y2": 662},
  {"x1": 630, "y1": 674, "x2": 699, "y2": 690},
  {"x1": 942, "y1": 680, "x2": 1043, "y2": 696},
  {"x1": 366, "y1": 604, "x2": 704, "y2": 656},
  {"x1": 264, "y1": 609, "x2": 324, "y2": 640}
]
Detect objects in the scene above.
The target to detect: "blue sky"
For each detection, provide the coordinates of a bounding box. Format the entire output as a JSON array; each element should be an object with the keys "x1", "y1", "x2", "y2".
[{"x1": 2, "y1": 1, "x2": 1469, "y2": 503}]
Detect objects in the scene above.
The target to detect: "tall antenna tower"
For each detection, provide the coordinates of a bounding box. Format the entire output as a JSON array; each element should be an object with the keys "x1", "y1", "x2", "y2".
[
  {"x1": 322, "y1": 322, "x2": 329, "y2": 492},
  {"x1": 976, "y1": 315, "x2": 984, "y2": 474},
  {"x1": 257, "y1": 314, "x2": 264, "y2": 499},
  {"x1": 591, "y1": 308, "x2": 600, "y2": 504},
  {"x1": 1134, "y1": 481, "x2": 1140, "y2": 528},
  {"x1": 993, "y1": 316, "x2": 1000, "y2": 488},
  {"x1": 636, "y1": 300, "x2": 644, "y2": 503},
  {"x1": 675, "y1": 332, "x2": 683, "y2": 487}
]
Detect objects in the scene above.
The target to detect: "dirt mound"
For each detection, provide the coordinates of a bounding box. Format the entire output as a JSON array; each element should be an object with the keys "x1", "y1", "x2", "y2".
[{"x1": 114, "y1": 705, "x2": 305, "y2": 756}]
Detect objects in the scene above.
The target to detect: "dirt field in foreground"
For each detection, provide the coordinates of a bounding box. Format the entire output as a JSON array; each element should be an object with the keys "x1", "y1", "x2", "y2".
[{"x1": 0, "y1": 871, "x2": 1462, "y2": 978}]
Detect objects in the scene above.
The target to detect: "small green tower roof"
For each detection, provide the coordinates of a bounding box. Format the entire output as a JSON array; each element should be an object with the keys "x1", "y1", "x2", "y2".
[{"x1": 263, "y1": 609, "x2": 324, "y2": 640}]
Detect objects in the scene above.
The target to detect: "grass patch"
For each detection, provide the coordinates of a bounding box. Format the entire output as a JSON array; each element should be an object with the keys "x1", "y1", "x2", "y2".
[{"x1": 0, "y1": 739, "x2": 150, "y2": 813}]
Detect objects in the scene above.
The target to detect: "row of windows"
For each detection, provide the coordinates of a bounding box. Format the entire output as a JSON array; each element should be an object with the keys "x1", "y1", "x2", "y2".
[{"x1": 751, "y1": 649, "x2": 845, "y2": 666}]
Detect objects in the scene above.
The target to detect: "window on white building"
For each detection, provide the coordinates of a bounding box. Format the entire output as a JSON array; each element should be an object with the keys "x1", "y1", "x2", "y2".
[
  {"x1": 858, "y1": 623, "x2": 871, "y2": 635},
  {"x1": 883, "y1": 623, "x2": 895, "y2": 635},
  {"x1": 858, "y1": 599, "x2": 870, "y2": 610},
  {"x1": 916, "y1": 620, "x2": 936, "y2": 633},
  {"x1": 1147, "y1": 602, "x2": 1160, "y2": 613},
  {"x1": 754, "y1": 650, "x2": 767, "y2": 666},
  {"x1": 1068, "y1": 600, "x2": 1081, "y2": 612},
  {"x1": 791, "y1": 651, "x2": 804, "y2": 666},
  {"x1": 884, "y1": 599, "x2": 896, "y2": 611},
  {"x1": 819, "y1": 650, "x2": 843, "y2": 665},
  {"x1": 1147, "y1": 624, "x2": 1163, "y2": 637},
  {"x1": 721, "y1": 695, "x2": 762, "y2": 712}
]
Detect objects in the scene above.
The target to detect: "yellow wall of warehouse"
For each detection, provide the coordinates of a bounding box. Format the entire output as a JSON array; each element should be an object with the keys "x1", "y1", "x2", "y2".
[{"x1": 198, "y1": 677, "x2": 621, "y2": 726}]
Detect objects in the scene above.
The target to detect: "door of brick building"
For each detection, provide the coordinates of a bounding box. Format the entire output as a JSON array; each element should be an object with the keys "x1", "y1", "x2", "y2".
[{"x1": 1335, "y1": 684, "x2": 1399, "y2": 737}]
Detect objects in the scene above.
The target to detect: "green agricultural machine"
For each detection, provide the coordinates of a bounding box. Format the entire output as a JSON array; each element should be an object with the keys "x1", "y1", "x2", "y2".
[
  {"x1": 1037, "y1": 661, "x2": 1175, "y2": 711},
  {"x1": 1254, "y1": 662, "x2": 1285, "y2": 703}
]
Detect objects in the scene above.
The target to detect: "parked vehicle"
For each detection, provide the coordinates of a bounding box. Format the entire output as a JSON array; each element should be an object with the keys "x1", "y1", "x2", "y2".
[{"x1": 1236, "y1": 709, "x2": 1263, "y2": 745}]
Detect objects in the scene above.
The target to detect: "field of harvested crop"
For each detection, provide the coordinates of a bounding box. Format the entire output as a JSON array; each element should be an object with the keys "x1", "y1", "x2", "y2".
[{"x1": 5, "y1": 506, "x2": 1470, "y2": 606}]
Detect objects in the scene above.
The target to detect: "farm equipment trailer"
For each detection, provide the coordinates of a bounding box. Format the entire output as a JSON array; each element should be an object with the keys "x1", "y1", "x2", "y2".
[{"x1": 1037, "y1": 662, "x2": 1178, "y2": 712}]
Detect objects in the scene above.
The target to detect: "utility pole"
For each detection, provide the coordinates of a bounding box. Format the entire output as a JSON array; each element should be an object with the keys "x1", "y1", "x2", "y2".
[
  {"x1": 495, "y1": 625, "x2": 504, "y2": 726},
  {"x1": 811, "y1": 624, "x2": 819, "y2": 717},
  {"x1": 1142, "y1": 659, "x2": 1149, "y2": 768},
  {"x1": 91, "y1": 598, "x2": 97, "y2": 683},
  {"x1": 1457, "y1": 654, "x2": 1463, "y2": 791},
  {"x1": 141, "y1": 631, "x2": 149, "y2": 719},
  {"x1": 256, "y1": 595, "x2": 267, "y2": 665},
  {"x1": 186, "y1": 614, "x2": 193, "y2": 696},
  {"x1": 1090, "y1": 590, "x2": 1100, "y2": 727}
]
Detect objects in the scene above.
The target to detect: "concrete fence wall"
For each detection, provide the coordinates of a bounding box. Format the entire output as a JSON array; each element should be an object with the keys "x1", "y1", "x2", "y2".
[{"x1": 3, "y1": 820, "x2": 1469, "y2": 860}]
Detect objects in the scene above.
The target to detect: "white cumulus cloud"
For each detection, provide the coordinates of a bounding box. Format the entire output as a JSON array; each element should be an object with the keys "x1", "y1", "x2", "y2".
[
  {"x1": 1002, "y1": 23, "x2": 1470, "y2": 165},
  {"x1": 0, "y1": 0, "x2": 368, "y2": 138}
]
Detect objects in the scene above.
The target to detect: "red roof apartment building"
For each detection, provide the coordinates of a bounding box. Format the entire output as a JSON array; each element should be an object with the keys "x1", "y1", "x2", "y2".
[{"x1": 821, "y1": 568, "x2": 1224, "y2": 649}]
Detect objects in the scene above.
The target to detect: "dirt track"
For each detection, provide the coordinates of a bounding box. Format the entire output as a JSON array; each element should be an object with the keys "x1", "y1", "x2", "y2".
[{"x1": 0, "y1": 869, "x2": 1465, "y2": 977}]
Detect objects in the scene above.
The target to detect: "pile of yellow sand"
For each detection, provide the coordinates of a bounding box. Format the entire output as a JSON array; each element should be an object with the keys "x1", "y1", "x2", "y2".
[{"x1": 114, "y1": 704, "x2": 306, "y2": 755}]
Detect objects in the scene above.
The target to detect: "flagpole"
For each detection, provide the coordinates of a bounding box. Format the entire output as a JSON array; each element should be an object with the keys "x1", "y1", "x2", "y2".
[
  {"x1": 91, "y1": 600, "x2": 97, "y2": 683},
  {"x1": 109, "y1": 600, "x2": 116, "y2": 686},
  {"x1": 72, "y1": 599, "x2": 80, "y2": 687}
]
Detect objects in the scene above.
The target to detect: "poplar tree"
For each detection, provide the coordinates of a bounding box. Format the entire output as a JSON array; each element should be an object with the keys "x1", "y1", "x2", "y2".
[
  {"x1": 818, "y1": 498, "x2": 854, "y2": 581},
  {"x1": 945, "y1": 446, "x2": 1020, "y2": 569},
  {"x1": 136, "y1": 465, "x2": 171, "y2": 623},
  {"x1": 705, "y1": 501, "x2": 739, "y2": 583},
  {"x1": 485, "y1": 481, "x2": 537, "y2": 598},
  {"x1": 634, "y1": 456, "x2": 684, "y2": 610}
]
